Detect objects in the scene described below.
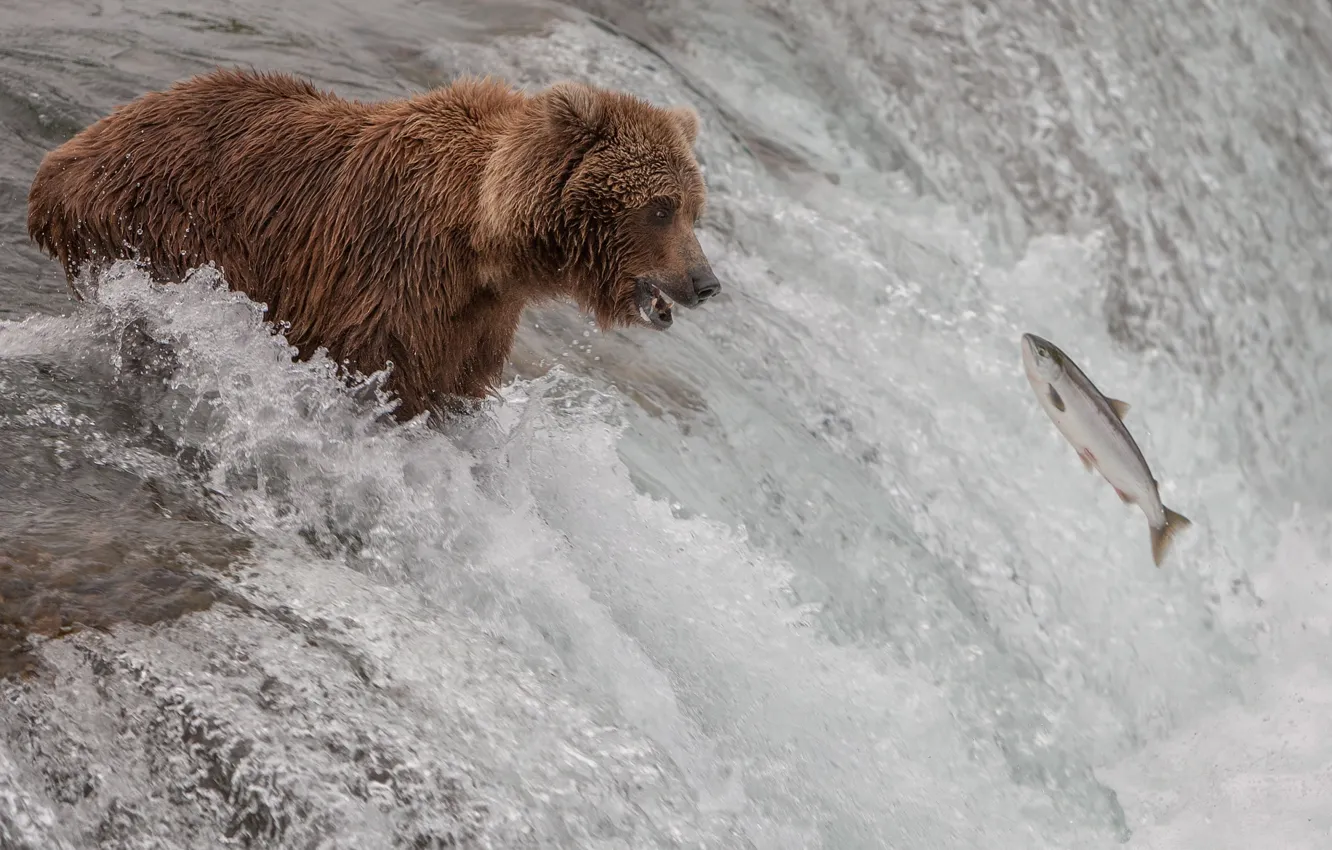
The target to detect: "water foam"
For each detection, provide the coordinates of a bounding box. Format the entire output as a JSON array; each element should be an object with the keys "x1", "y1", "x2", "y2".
[
  {"x1": 1109, "y1": 511, "x2": 1332, "y2": 849},
  {"x1": 72, "y1": 261, "x2": 1061, "y2": 847},
  {"x1": 3, "y1": 0, "x2": 1328, "y2": 844}
]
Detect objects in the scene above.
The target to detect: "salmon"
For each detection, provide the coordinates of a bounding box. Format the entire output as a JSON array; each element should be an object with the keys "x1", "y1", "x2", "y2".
[{"x1": 1021, "y1": 333, "x2": 1192, "y2": 567}]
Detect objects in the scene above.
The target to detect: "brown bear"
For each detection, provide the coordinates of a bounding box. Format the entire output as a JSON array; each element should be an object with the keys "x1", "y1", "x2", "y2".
[{"x1": 26, "y1": 68, "x2": 722, "y2": 421}]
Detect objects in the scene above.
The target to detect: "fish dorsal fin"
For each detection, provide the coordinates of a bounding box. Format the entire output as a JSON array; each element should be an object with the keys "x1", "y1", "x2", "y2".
[{"x1": 1107, "y1": 398, "x2": 1131, "y2": 419}]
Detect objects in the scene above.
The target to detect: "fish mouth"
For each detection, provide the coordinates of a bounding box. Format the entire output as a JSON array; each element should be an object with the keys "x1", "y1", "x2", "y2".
[
  {"x1": 1020, "y1": 331, "x2": 1063, "y2": 382},
  {"x1": 1020, "y1": 333, "x2": 1045, "y2": 359},
  {"x1": 1023, "y1": 332, "x2": 1063, "y2": 358},
  {"x1": 635, "y1": 278, "x2": 676, "y2": 330},
  {"x1": 1020, "y1": 333, "x2": 1040, "y2": 373}
]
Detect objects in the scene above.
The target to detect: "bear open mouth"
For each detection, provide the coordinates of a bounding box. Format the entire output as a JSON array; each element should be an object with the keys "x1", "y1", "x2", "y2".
[{"x1": 637, "y1": 282, "x2": 674, "y2": 330}]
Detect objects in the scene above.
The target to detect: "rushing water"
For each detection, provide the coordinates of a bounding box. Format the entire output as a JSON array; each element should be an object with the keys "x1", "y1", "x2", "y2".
[{"x1": 2, "y1": 0, "x2": 1330, "y2": 847}]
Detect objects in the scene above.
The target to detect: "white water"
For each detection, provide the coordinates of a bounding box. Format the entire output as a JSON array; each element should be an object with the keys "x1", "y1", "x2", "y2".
[{"x1": 1, "y1": 0, "x2": 1329, "y2": 847}]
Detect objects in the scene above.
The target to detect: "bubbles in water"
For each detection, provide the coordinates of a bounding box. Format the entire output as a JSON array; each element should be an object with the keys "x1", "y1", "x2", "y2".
[{"x1": 1, "y1": 0, "x2": 1327, "y2": 846}]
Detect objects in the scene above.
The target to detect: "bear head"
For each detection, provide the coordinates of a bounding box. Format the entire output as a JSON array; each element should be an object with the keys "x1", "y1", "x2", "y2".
[{"x1": 479, "y1": 80, "x2": 721, "y2": 331}]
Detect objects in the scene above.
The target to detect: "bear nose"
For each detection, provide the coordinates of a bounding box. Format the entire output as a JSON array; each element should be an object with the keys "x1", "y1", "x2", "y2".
[{"x1": 690, "y1": 266, "x2": 721, "y2": 303}]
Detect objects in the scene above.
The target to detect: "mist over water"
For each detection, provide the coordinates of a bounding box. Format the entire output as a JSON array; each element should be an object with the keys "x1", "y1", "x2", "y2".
[{"x1": 1, "y1": 0, "x2": 1329, "y2": 848}]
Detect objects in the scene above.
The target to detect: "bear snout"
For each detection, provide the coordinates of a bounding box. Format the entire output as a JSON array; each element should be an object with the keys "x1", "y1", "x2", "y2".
[
  {"x1": 688, "y1": 264, "x2": 721, "y2": 304},
  {"x1": 650, "y1": 264, "x2": 721, "y2": 311}
]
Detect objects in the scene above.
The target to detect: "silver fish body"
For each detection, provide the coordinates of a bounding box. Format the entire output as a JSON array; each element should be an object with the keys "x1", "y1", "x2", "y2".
[{"x1": 1021, "y1": 333, "x2": 1191, "y2": 567}]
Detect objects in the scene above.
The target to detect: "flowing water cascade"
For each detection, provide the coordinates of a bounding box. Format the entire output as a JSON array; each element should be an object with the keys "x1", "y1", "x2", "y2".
[{"x1": 1, "y1": 0, "x2": 1329, "y2": 847}]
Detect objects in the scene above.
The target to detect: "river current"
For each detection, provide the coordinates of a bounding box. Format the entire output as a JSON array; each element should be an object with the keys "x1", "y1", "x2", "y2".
[{"x1": 1, "y1": 1, "x2": 1330, "y2": 847}]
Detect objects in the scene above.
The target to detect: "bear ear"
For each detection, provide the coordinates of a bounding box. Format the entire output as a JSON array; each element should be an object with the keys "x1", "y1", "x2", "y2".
[
  {"x1": 666, "y1": 105, "x2": 700, "y2": 146},
  {"x1": 542, "y1": 81, "x2": 608, "y2": 139}
]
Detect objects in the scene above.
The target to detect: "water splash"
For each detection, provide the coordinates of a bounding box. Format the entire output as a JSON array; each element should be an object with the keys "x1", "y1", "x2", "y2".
[{"x1": 0, "y1": 0, "x2": 1327, "y2": 846}]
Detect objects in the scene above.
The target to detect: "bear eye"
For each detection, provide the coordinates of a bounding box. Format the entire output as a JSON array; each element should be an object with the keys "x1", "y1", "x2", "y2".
[{"x1": 647, "y1": 199, "x2": 676, "y2": 225}]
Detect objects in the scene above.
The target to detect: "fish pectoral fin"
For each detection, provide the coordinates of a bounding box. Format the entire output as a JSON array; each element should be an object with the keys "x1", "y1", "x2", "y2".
[
  {"x1": 1048, "y1": 386, "x2": 1065, "y2": 412},
  {"x1": 1150, "y1": 506, "x2": 1193, "y2": 567},
  {"x1": 1077, "y1": 447, "x2": 1096, "y2": 472},
  {"x1": 1107, "y1": 397, "x2": 1131, "y2": 419},
  {"x1": 1113, "y1": 486, "x2": 1135, "y2": 504}
]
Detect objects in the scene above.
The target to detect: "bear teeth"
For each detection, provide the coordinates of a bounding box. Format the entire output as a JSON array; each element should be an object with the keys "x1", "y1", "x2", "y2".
[{"x1": 640, "y1": 285, "x2": 673, "y2": 327}]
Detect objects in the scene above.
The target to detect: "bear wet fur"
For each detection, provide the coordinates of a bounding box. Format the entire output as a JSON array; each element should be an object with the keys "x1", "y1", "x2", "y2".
[{"x1": 26, "y1": 68, "x2": 722, "y2": 421}]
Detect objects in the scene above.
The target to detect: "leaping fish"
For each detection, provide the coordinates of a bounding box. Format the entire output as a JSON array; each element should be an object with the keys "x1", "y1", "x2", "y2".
[{"x1": 1021, "y1": 333, "x2": 1192, "y2": 567}]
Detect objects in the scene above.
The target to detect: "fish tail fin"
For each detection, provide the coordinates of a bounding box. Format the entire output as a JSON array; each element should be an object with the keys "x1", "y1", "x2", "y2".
[{"x1": 1150, "y1": 506, "x2": 1193, "y2": 567}]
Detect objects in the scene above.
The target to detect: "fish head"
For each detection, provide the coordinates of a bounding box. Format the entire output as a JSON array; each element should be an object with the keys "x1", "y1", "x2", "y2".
[{"x1": 1021, "y1": 333, "x2": 1066, "y2": 385}]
